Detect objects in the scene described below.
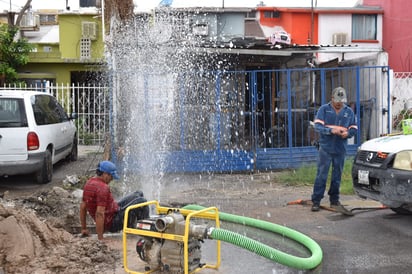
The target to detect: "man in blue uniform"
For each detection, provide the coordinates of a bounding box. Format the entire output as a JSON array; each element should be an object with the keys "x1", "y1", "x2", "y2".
[{"x1": 311, "y1": 87, "x2": 358, "y2": 213}]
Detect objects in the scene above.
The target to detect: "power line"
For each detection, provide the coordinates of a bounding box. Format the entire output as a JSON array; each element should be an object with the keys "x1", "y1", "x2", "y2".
[{"x1": 0, "y1": 0, "x2": 24, "y2": 11}]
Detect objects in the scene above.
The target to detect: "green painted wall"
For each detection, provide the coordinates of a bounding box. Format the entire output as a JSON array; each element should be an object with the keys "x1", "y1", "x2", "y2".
[
  {"x1": 19, "y1": 12, "x2": 106, "y2": 84},
  {"x1": 59, "y1": 13, "x2": 105, "y2": 60}
]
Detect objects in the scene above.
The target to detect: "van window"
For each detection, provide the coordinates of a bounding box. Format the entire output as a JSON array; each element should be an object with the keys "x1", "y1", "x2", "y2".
[
  {"x1": 0, "y1": 98, "x2": 27, "y2": 128},
  {"x1": 32, "y1": 95, "x2": 69, "y2": 125}
]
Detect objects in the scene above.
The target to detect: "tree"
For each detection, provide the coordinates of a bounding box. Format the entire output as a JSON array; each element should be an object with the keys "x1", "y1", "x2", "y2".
[
  {"x1": 105, "y1": 0, "x2": 134, "y2": 24},
  {"x1": 0, "y1": 0, "x2": 33, "y2": 85},
  {"x1": 0, "y1": 24, "x2": 33, "y2": 85},
  {"x1": 14, "y1": 0, "x2": 33, "y2": 27}
]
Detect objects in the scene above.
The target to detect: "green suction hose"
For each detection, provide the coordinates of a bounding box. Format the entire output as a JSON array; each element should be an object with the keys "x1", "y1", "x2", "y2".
[{"x1": 182, "y1": 204, "x2": 322, "y2": 270}]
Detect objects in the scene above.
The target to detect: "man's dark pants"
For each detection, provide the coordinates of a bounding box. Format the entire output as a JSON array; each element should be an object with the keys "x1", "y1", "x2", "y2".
[
  {"x1": 110, "y1": 191, "x2": 149, "y2": 232},
  {"x1": 311, "y1": 147, "x2": 345, "y2": 205}
]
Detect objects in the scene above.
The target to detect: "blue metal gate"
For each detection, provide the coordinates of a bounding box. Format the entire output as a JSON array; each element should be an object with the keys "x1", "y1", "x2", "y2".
[{"x1": 112, "y1": 65, "x2": 390, "y2": 173}]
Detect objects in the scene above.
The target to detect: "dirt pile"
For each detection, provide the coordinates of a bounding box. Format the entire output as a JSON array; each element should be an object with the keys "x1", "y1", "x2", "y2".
[
  {"x1": 19, "y1": 186, "x2": 85, "y2": 233},
  {"x1": 0, "y1": 187, "x2": 121, "y2": 274}
]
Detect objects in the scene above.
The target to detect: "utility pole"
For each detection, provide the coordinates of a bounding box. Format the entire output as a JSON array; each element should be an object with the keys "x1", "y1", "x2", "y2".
[
  {"x1": 101, "y1": 0, "x2": 105, "y2": 41},
  {"x1": 310, "y1": 0, "x2": 314, "y2": 45}
]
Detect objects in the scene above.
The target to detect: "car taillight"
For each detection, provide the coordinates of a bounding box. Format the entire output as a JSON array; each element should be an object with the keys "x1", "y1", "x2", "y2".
[{"x1": 27, "y1": 132, "x2": 40, "y2": 150}]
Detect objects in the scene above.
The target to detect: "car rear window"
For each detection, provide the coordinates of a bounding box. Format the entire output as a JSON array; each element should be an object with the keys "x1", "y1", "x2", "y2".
[{"x1": 0, "y1": 98, "x2": 28, "y2": 128}]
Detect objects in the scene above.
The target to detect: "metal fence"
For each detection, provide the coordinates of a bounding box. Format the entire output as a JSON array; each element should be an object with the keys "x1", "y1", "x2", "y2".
[
  {"x1": 1, "y1": 65, "x2": 400, "y2": 171},
  {"x1": 111, "y1": 65, "x2": 391, "y2": 172},
  {"x1": 391, "y1": 72, "x2": 412, "y2": 132}
]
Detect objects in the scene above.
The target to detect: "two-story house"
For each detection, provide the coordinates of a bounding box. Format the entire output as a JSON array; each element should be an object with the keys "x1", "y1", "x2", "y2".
[
  {"x1": 252, "y1": 5, "x2": 384, "y2": 65},
  {"x1": 13, "y1": 7, "x2": 105, "y2": 86}
]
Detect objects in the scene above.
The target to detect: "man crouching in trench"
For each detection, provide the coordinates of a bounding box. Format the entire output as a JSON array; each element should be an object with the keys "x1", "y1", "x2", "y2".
[{"x1": 79, "y1": 160, "x2": 149, "y2": 240}]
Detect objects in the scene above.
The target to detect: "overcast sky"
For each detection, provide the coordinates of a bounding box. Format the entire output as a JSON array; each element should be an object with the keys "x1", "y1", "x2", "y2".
[{"x1": 0, "y1": 0, "x2": 360, "y2": 12}]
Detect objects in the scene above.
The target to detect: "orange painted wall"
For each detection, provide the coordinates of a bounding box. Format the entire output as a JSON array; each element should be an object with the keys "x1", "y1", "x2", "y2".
[{"x1": 258, "y1": 8, "x2": 318, "y2": 44}]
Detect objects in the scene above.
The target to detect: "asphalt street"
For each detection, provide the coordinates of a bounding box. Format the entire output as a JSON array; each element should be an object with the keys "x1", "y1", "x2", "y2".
[{"x1": 1, "y1": 146, "x2": 411, "y2": 273}]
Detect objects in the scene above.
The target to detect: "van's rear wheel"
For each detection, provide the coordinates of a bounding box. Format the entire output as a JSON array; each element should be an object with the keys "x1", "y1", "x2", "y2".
[
  {"x1": 69, "y1": 138, "x2": 78, "y2": 161},
  {"x1": 390, "y1": 206, "x2": 412, "y2": 215},
  {"x1": 36, "y1": 150, "x2": 53, "y2": 184}
]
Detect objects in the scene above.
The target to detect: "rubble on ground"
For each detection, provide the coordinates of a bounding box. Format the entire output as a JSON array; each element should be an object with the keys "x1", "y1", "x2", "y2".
[{"x1": 0, "y1": 187, "x2": 121, "y2": 274}]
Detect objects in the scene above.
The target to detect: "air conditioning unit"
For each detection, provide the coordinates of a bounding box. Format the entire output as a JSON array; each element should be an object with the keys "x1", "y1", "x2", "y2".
[
  {"x1": 81, "y1": 21, "x2": 97, "y2": 40},
  {"x1": 19, "y1": 13, "x2": 40, "y2": 31},
  {"x1": 332, "y1": 33, "x2": 348, "y2": 45}
]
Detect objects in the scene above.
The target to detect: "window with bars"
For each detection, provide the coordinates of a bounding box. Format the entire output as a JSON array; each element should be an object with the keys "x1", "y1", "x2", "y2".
[
  {"x1": 352, "y1": 14, "x2": 377, "y2": 41},
  {"x1": 80, "y1": 38, "x2": 91, "y2": 59}
]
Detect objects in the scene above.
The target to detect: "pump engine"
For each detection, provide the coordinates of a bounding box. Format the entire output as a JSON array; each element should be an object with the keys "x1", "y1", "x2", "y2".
[{"x1": 134, "y1": 211, "x2": 210, "y2": 273}]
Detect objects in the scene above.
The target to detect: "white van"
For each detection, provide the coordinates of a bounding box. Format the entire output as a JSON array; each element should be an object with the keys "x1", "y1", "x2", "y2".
[{"x1": 0, "y1": 90, "x2": 77, "y2": 183}]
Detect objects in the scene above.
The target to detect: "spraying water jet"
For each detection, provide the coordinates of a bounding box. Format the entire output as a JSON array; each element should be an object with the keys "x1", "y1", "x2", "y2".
[{"x1": 106, "y1": 11, "x2": 323, "y2": 273}]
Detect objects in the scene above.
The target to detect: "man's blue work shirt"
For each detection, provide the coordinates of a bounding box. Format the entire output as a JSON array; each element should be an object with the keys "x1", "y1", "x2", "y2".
[{"x1": 314, "y1": 102, "x2": 357, "y2": 154}]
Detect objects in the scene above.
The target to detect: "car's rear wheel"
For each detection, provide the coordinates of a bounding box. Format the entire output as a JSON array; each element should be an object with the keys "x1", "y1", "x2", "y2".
[{"x1": 36, "y1": 149, "x2": 53, "y2": 184}]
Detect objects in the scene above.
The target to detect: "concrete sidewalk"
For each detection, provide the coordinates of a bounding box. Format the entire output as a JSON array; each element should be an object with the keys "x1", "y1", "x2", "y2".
[{"x1": 78, "y1": 145, "x2": 104, "y2": 157}]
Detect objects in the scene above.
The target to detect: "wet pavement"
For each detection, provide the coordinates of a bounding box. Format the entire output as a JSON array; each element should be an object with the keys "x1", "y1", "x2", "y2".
[
  {"x1": 1, "y1": 145, "x2": 412, "y2": 273},
  {"x1": 116, "y1": 195, "x2": 412, "y2": 274},
  {"x1": 117, "y1": 163, "x2": 412, "y2": 273}
]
